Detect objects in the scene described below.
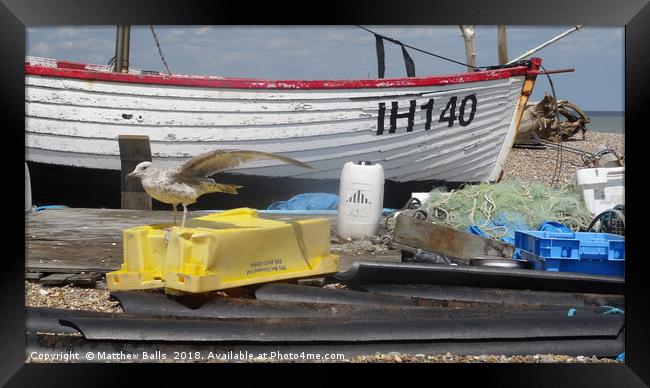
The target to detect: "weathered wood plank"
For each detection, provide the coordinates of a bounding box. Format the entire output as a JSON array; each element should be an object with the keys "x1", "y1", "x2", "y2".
[
  {"x1": 119, "y1": 135, "x2": 152, "y2": 210},
  {"x1": 392, "y1": 214, "x2": 515, "y2": 263},
  {"x1": 25, "y1": 272, "x2": 44, "y2": 281},
  {"x1": 27, "y1": 265, "x2": 119, "y2": 274},
  {"x1": 40, "y1": 273, "x2": 75, "y2": 286},
  {"x1": 26, "y1": 209, "x2": 197, "y2": 273},
  {"x1": 67, "y1": 273, "x2": 101, "y2": 287},
  {"x1": 25, "y1": 208, "x2": 342, "y2": 273}
]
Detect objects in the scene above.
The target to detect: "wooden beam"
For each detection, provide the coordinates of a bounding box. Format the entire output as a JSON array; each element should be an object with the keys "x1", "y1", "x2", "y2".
[
  {"x1": 67, "y1": 273, "x2": 101, "y2": 287},
  {"x1": 392, "y1": 213, "x2": 515, "y2": 263},
  {"x1": 25, "y1": 272, "x2": 44, "y2": 281},
  {"x1": 498, "y1": 25, "x2": 508, "y2": 65},
  {"x1": 118, "y1": 135, "x2": 152, "y2": 210},
  {"x1": 114, "y1": 26, "x2": 123, "y2": 73},
  {"x1": 114, "y1": 25, "x2": 131, "y2": 73},
  {"x1": 120, "y1": 25, "x2": 131, "y2": 73},
  {"x1": 40, "y1": 273, "x2": 75, "y2": 286}
]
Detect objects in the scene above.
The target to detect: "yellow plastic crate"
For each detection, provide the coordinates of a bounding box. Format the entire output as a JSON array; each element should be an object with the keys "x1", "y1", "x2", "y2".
[{"x1": 107, "y1": 208, "x2": 339, "y2": 292}]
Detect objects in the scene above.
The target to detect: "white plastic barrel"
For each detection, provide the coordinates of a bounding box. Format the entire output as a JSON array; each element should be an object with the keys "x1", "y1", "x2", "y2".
[
  {"x1": 337, "y1": 161, "x2": 384, "y2": 239},
  {"x1": 25, "y1": 162, "x2": 32, "y2": 213}
]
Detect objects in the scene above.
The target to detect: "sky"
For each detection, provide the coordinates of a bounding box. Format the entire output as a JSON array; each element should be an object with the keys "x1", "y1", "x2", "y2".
[{"x1": 26, "y1": 26, "x2": 624, "y2": 111}]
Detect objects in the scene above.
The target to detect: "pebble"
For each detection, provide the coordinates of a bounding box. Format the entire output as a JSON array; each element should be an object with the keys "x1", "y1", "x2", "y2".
[
  {"x1": 25, "y1": 281, "x2": 122, "y2": 313},
  {"x1": 347, "y1": 353, "x2": 619, "y2": 363},
  {"x1": 503, "y1": 133, "x2": 623, "y2": 187}
]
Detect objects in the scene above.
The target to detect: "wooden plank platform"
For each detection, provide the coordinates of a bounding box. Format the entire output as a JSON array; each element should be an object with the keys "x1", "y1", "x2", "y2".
[
  {"x1": 24, "y1": 272, "x2": 44, "y2": 281},
  {"x1": 67, "y1": 273, "x2": 101, "y2": 287},
  {"x1": 26, "y1": 208, "x2": 400, "y2": 274},
  {"x1": 40, "y1": 273, "x2": 75, "y2": 286}
]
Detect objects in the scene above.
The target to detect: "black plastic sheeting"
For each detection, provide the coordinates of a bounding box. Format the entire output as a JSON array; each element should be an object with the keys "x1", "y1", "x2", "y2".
[
  {"x1": 113, "y1": 290, "x2": 442, "y2": 318},
  {"x1": 113, "y1": 290, "x2": 530, "y2": 319},
  {"x1": 26, "y1": 307, "x2": 106, "y2": 334},
  {"x1": 332, "y1": 261, "x2": 625, "y2": 294},
  {"x1": 113, "y1": 290, "x2": 617, "y2": 319},
  {"x1": 254, "y1": 283, "x2": 424, "y2": 306},
  {"x1": 60, "y1": 314, "x2": 623, "y2": 343},
  {"x1": 354, "y1": 284, "x2": 625, "y2": 308},
  {"x1": 26, "y1": 303, "x2": 618, "y2": 336},
  {"x1": 253, "y1": 283, "x2": 617, "y2": 311},
  {"x1": 26, "y1": 332, "x2": 625, "y2": 359}
]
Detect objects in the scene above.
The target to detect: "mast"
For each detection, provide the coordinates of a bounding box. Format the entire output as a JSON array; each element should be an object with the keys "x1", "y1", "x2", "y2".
[
  {"x1": 458, "y1": 25, "x2": 477, "y2": 72},
  {"x1": 507, "y1": 25, "x2": 583, "y2": 65},
  {"x1": 497, "y1": 25, "x2": 508, "y2": 65},
  {"x1": 114, "y1": 25, "x2": 131, "y2": 73}
]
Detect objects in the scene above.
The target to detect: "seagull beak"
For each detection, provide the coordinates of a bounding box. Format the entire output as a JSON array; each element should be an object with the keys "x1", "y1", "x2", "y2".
[{"x1": 127, "y1": 172, "x2": 136, "y2": 179}]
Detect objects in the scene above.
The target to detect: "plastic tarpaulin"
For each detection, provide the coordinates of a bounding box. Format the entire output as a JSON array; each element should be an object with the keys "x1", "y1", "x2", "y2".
[
  {"x1": 268, "y1": 193, "x2": 339, "y2": 211},
  {"x1": 268, "y1": 193, "x2": 397, "y2": 215}
]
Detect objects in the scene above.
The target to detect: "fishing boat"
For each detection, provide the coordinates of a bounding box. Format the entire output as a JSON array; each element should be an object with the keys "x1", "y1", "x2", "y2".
[{"x1": 25, "y1": 55, "x2": 542, "y2": 208}]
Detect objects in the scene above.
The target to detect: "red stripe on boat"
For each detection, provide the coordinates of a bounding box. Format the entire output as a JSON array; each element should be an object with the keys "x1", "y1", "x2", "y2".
[
  {"x1": 25, "y1": 59, "x2": 541, "y2": 90},
  {"x1": 55, "y1": 61, "x2": 89, "y2": 70}
]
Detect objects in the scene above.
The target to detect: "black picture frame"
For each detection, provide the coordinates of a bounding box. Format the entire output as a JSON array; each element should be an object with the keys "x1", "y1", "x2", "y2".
[{"x1": 2, "y1": 0, "x2": 648, "y2": 385}]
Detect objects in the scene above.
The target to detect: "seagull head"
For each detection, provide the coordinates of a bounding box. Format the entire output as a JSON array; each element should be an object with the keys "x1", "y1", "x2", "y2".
[{"x1": 127, "y1": 161, "x2": 154, "y2": 179}]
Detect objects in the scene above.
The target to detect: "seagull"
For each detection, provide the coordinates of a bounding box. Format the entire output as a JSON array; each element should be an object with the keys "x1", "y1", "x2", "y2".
[{"x1": 127, "y1": 150, "x2": 313, "y2": 228}]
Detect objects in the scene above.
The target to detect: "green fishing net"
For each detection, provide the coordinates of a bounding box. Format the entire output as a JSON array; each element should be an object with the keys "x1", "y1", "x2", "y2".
[{"x1": 422, "y1": 181, "x2": 592, "y2": 239}]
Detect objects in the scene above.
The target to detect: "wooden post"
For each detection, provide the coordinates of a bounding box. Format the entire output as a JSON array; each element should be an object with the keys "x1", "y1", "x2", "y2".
[
  {"x1": 458, "y1": 25, "x2": 477, "y2": 72},
  {"x1": 498, "y1": 25, "x2": 508, "y2": 65},
  {"x1": 392, "y1": 213, "x2": 515, "y2": 263},
  {"x1": 114, "y1": 26, "x2": 123, "y2": 73},
  {"x1": 118, "y1": 135, "x2": 152, "y2": 210},
  {"x1": 114, "y1": 25, "x2": 131, "y2": 73}
]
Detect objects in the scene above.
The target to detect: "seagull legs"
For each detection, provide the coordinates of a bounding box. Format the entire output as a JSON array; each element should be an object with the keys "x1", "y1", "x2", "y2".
[
  {"x1": 181, "y1": 204, "x2": 188, "y2": 229},
  {"x1": 172, "y1": 204, "x2": 178, "y2": 226}
]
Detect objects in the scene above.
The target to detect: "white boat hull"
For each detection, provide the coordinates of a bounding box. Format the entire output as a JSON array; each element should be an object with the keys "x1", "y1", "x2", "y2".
[{"x1": 25, "y1": 56, "x2": 540, "y2": 183}]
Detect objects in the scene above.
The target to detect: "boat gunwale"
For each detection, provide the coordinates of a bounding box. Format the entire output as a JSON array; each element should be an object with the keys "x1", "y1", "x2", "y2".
[{"x1": 24, "y1": 56, "x2": 540, "y2": 90}]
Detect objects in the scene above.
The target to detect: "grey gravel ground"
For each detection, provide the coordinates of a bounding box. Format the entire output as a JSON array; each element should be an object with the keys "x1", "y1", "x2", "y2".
[
  {"x1": 25, "y1": 281, "x2": 122, "y2": 313},
  {"x1": 346, "y1": 352, "x2": 621, "y2": 363},
  {"x1": 503, "y1": 132, "x2": 624, "y2": 187}
]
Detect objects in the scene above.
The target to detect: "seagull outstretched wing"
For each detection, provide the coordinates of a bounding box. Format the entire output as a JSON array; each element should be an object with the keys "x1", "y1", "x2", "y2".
[{"x1": 172, "y1": 150, "x2": 313, "y2": 180}]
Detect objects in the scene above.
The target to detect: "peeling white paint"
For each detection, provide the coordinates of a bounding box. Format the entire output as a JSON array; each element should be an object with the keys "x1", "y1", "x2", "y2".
[{"x1": 25, "y1": 66, "x2": 528, "y2": 183}]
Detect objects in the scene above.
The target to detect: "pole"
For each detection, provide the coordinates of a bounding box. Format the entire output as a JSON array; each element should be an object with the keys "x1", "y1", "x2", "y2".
[
  {"x1": 507, "y1": 25, "x2": 583, "y2": 65},
  {"x1": 120, "y1": 25, "x2": 130, "y2": 73},
  {"x1": 114, "y1": 25, "x2": 131, "y2": 73},
  {"x1": 119, "y1": 135, "x2": 152, "y2": 210},
  {"x1": 114, "y1": 26, "x2": 123, "y2": 73},
  {"x1": 458, "y1": 25, "x2": 477, "y2": 72},
  {"x1": 498, "y1": 25, "x2": 508, "y2": 65}
]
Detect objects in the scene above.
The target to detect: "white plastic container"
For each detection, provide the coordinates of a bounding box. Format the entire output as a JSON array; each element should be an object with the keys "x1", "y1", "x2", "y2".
[
  {"x1": 25, "y1": 162, "x2": 32, "y2": 213},
  {"x1": 574, "y1": 167, "x2": 624, "y2": 215},
  {"x1": 337, "y1": 161, "x2": 384, "y2": 239},
  {"x1": 411, "y1": 192, "x2": 431, "y2": 203}
]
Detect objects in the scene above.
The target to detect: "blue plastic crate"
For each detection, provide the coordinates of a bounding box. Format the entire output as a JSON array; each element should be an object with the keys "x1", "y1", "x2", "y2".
[
  {"x1": 515, "y1": 231, "x2": 625, "y2": 276},
  {"x1": 520, "y1": 250, "x2": 624, "y2": 276},
  {"x1": 514, "y1": 231, "x2": 624, "y2": 260}
]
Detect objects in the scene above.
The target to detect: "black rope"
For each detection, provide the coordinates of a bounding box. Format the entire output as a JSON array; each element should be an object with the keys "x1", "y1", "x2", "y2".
[
  {"x1": 149, "y1": 25, "x2": 172, "y2": 75},
  {"x1": 357, "y1": 25, "x2": 480, "y2": 71},
  {"x1": 401, "y1": 45, "x2": 416, "y2": 77},
  {"x1": 541, "y1": 64, "x2": 563, "y2": 186}
]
